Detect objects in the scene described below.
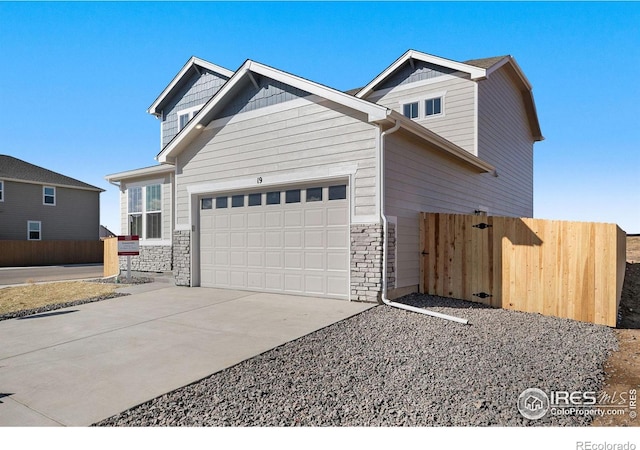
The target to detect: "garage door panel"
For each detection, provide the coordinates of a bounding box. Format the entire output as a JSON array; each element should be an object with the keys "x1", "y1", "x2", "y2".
[
  {"x1": 265, "y1": 212, "x2": 282, "y2": 228},
  {"x1": 265, "y1": 231, "x2": 282, "y2": 247},
  {"x1": 265, "y1": 251, "x2": 282, "y2": 269},
  {"x1": 200, "y1": 183, "x2": 349, "y2": 299},
  {"x1": 304, "y1": 230, "x2": 324, "y2": 248},
  {"x1": 247, "y1": 232, "x2": 264, "y2": 248},
  {"x1": 247, "y1": 212, "x2": 263, "y2": 228},
  {"x1": 304, "y1": 209, "x2": 324, "y2": 227},
  {"x1": 327, "y1": 229, "x2": 348, "y2": 248},
  {"x1": 284, "y1": 252, "x2": 303, "y2": 270},
  {"x1": 230, "y1": 251, "x2": 246, "y2": 267},
  {"x1": 305, "y1": 252, "x2": 324, "y2": 270},
  {"x1": 215, "y1": 215, "x2": 230, "y2": 229},
  {"x1": 284, "y1": 210, "x2": 303, "y2": 227}
]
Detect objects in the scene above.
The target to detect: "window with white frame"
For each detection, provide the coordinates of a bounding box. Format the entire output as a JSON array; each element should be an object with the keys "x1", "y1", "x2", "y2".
[
  {"x1": 128, "y1": 184, "x2": 162, "y2": 239},
  {"x1": 0, "y1": 180, "x2": 3, "y2": 202},
  {"x1": 425, "y1": 96, "x2": 443, "y2": 117},
  {"x1": 43, "y1": 186, "x2": 56, "y2": 205},
  {"x1": 177, "y1": 104, "x2": 204, "y2": 131},
  {"x1": 402, "y1": 102, "x2": 419, "y2": 119},
  {"x1": 27, "y1": 221, "x2": 41, "y2": 240}
]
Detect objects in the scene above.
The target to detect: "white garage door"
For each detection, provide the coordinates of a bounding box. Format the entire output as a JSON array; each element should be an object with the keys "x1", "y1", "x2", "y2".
[{"x1": 199, "y1": 183, "x2": 349, "y2": 299}]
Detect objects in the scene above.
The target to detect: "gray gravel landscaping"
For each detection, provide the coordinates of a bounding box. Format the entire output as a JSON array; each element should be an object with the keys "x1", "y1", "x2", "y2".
[{"x1": 95, "y1": 293, "x2": 617, "y2": 427}]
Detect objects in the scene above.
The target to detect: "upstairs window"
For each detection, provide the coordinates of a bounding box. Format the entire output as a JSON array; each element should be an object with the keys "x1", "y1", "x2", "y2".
[
  {"x1": 0, "y1": 180, "x2": 3, "y2": 201},
  {"x1": 403, "y1": 102, "x2": 419, "y2": 119},
  {"x1": 43, "y1": 186, "x2": 56, "y2": 206},
  {"x1": 177, "y1": 104, "x2": 204, "y2": 131},
  {"x1": 425, "y1": 97, "x2": 442, "y2": 116}
]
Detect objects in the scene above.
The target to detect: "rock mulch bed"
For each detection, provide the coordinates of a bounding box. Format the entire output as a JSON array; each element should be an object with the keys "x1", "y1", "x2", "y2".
[{"x1": 95, "y1": 293, "x2": 617, "y2": 427}]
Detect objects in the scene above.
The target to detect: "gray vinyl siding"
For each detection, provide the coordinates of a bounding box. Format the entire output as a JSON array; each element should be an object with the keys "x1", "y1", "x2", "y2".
[
  {"x1": 120, "y1": 174, "x2": 173, "y2": 241},
  {"x1": 161, "y1": 70, "x2": 230, "y2": 148},
  {"x1": 385, "y1": 129, "x2": 533, "y2": 288},
  {"x1": 176, "y1": 99, "x2": 378, "y2": 224},
  {"x1": 372, "y1": 74, "x2": 477, "y2": 154},
  {"x1": 477, "y1": 67, "x2": 534, "y2": 215},
  {"x1": 378, "y1": 61, "x2": 456, "y2": 90},
  {"x1": 218, "y1": 77, "x2": 311, "y2": 118},
  {"x1": 0, "y1": 180, "x2": 100, "y2": 240}
]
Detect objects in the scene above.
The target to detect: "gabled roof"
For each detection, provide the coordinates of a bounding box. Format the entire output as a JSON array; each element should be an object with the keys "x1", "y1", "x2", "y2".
[
  {"x1": 357, "y1": 50, "x2": 543, "y2": 142},
  {"x1": 0, "y1": 155, "x2": 103, "y2": 191},
  {"x1": 355, "y1": 49, "x2": 488, "y2": 99},
  {"x1": 157, "y1": 59, "x2": 390, "y2": 164},
  {"x1": 147, "y1": 56, "x2": 234, "y2": 117}
]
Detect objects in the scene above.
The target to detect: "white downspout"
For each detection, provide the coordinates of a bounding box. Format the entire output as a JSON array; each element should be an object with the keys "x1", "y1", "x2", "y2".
[{"x1": 379, "y1": 121, "x2": 469, "y2": 325}]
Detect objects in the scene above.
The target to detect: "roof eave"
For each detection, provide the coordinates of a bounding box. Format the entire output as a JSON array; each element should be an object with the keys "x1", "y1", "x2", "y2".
[
  {"x1": 147, "y1": 56, "x2": 234, "y2": 116},
  {"x1": 356, "y1": 49, "x2": 487, "y2": 99},
  {"x1": 105, "y1": 164, "x2": 175, "y2": 182}
]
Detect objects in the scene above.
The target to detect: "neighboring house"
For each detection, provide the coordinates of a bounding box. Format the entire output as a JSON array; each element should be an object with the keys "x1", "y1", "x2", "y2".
[
  {"x1": 99, "y1": 225, "x2": 116, "y2": 240},
  {"x1": 0, "y1": 155, "x2": 103, "y2": 241},
  {"x1": 106, "y1": 49, "x2": 542, "y2": 302}
]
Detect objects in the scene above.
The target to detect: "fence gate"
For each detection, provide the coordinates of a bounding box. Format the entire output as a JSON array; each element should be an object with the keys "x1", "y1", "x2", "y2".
[
  {"x1": 419, "y1": 212, "x2": 626, "y2": 326},
  {"x1": 420, "y1": 213, "x2": 494, "y2": 306}
]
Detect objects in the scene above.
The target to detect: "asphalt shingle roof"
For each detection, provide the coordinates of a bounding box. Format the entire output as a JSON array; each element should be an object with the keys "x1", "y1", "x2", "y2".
[
  {"x1": 0, "y1": 155, "x2": 103, "y2": 191},
  {"x1": 464, "y1": 56, "x2": 509, "y2": 69}
]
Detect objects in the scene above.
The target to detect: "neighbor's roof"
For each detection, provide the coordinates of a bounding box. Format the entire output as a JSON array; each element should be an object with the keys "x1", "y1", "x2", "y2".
[{"x1": 0, "y1": 155, "x2": 103, "y2": 191}]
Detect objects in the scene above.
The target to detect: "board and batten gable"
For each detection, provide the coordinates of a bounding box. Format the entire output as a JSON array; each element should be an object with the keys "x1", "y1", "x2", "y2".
[
  {"x1": 368, "y1": 63, "x2": 477, "y2": 155},
  {"x1": 175, "y1": 95, "x2": 379, "y2": 228},
  {"x1": 161, "y1": 69, "x2": 230, "y2": 148},
  {"x1": 0, "y1": 180, "x2": 99, "y2": 240},
  {"x1": 119, "y1": 173, "x2": 173, "y2": 241},
  {"x1": 476, "y1": 65, "x2": 534, "y2": 216}
]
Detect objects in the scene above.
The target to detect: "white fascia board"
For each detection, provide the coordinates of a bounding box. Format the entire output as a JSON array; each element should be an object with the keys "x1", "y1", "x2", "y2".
[
  {"x1": 247, "y1": 61, "x2": 389, "y2": 122},
  {"x1": 105, "y1": 164, "x2": 175, "y2": 182},
  {"x1": 147, "y1": 56, "x2": 234, "y2": 116},
  {"x1": 157, "y1": 60, "x2": 390, "y2": 163},
  {"x1": 157, "y1": 60, "x2": 253, "y2": 164},
  {"x1": 356, "y1": 50, "x2": 487, "y2": 99},
  {"x1": 388, "y1": 111, "x2": 495, "y2": 174}
]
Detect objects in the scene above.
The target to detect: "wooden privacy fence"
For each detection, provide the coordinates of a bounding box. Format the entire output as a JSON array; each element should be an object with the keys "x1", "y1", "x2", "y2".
[
  {"x1": 103, "y1": 237, "x2": 119, "y2": 277},
  {"x1": 420, "y1": 213, "x2": 626, "y2": 327},
  {"x1": 0, "y1": 240, "x2": 104, "y2": 267}
]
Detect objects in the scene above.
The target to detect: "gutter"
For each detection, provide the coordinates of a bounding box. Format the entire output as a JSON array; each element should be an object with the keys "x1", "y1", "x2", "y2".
[{"x1": 378, "y1": 121, "x2": 469, "y2": 325}]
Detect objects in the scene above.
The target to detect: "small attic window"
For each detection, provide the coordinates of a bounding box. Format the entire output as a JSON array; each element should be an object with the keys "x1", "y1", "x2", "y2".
[
  {"x1": 403, "y1": 102, "x2": 419, "y2": 119},
  {"x1": 425, "y1": 97, "x2": 442, "y2": 116},
  {"x1": 177, "y1": 104, "x2": 205, "y2": 131}
]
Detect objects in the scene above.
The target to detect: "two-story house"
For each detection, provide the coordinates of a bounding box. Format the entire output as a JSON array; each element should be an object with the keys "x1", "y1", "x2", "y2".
[
  {"x1": 0, "y1": 155, "x2": 103, "y2": 241},
  {"x1": 106, "y1": 49, "x2": 542, "y2": 302}
]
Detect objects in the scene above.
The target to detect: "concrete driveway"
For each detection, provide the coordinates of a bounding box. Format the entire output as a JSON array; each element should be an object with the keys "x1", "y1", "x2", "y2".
[
  {"x1": 0, "y1": 286, "x2": 373, "y2": 426},
  {"x1": 0, "y1": 264, "x2": 104, "y2": 286}
]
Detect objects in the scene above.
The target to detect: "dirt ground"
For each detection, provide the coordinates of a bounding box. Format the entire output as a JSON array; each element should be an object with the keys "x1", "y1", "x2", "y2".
[{"x1": 592, "y1": 236, "x2": 640, "y2": 427}]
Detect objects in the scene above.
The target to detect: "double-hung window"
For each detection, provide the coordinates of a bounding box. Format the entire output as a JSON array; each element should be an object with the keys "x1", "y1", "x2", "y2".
[
  {"x1": 403, "y1": 102, "x2": 419, "y2": 119},
  {"x1": 27, "y1": 221, "x2": 41, "y2": 240},
  {"x1": 43, "y1": 186, "x2": 56, "y2": 205},
  {"x1": 127, "y1": 184, "x2": 162, "y2": 239}
]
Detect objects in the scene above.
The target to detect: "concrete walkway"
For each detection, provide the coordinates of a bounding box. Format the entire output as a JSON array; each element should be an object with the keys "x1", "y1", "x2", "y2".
[{"x1": 0, "y1": 286, "x2": 373, "y2": 426}]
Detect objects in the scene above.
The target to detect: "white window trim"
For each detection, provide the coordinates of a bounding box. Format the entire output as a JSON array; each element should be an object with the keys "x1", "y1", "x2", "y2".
[
  {"x1": 27, "y1": 220, "x2": 41, "y2": 241},
  {"x1": 0, "y1": 179, "x2": 4, "y2": 202},
  {"x1": 127, "y1": 183, "x2": 163, "y2": 240},
  {"x1": 398, "y1": 90, "x2": 447, "y2": 120},
  {"x1": 43, "y1": 186, "x2": 56, "y2": 206},
  {"x1": 176, "y1": 104, "x2": 205, "y2": 131}
]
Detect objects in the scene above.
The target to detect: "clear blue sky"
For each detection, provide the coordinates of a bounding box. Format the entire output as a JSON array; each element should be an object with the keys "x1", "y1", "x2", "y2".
[{"x1": 1, "y1": 1, "x2": 638, "y2": 233}]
